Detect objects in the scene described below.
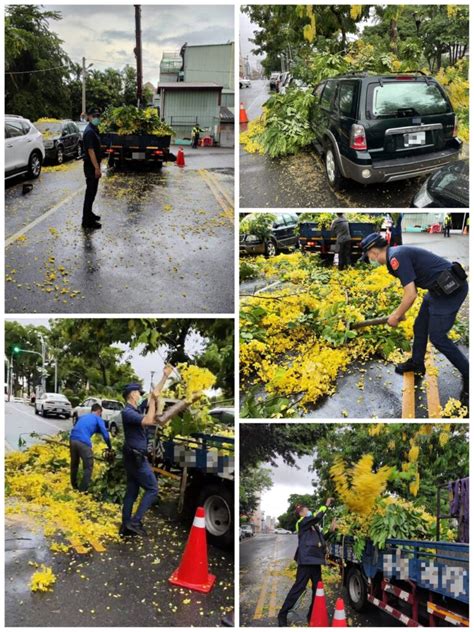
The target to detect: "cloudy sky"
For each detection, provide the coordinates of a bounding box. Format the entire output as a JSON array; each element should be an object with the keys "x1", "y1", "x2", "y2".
[
  {"x1": 260, "y1": 453, "x2": 318, "y2": 520},
  {"x1": 48, "y1": 4, "x2": 234, "y2": 84},
  {"x1": 6, "y1": 318, "x2": 205, "y2": 388}
]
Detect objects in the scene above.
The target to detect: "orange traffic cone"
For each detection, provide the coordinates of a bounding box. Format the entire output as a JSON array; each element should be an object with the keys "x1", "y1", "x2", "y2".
[
  {"x1": 239, "y1": 102, "x2": 248, "y2": 124},
  {"x1": 176, "y1": 147, "x2": 185, "y2": 167},
  {"x1": 168, "y1": 506, "x2": 216, "y2": 593},
  {"x1": 309, "y1": 581, "x2": 329, "y2": 627},
  {"x1": 332, "y1": 598, "x2": 347, "y2": 627}
]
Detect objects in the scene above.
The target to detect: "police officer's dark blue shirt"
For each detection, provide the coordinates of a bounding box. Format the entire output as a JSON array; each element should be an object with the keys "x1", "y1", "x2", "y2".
[
  {"x1": 82, "y1": 123, "x2": 102, "y2": 166},
  {"x1": 386, "y1": 245, "x2": 451, "y2": 289},
  {"x1": 122, "y1": 403, "x2": 147, "y2": 452},
  {"x1": 70, "y1": 412, "x2": 111, "y2": 448}
]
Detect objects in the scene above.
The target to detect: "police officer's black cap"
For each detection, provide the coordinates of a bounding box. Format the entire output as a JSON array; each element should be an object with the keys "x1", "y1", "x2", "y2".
[
  {"x1": 86, "y1": 107, "x2": 101, "y2": 116},
  {"x1": 122, "y1": 383, "x2": 145, "y2": 398},
  {"x1": 360, "y1": 232, "x2": 387, "y2": 253}
]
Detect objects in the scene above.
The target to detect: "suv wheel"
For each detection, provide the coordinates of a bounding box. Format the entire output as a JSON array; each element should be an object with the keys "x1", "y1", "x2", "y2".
[
  {"x1": 42, "y1": 406, "x2": 48, "y2": 418},
  {"x1": 265, "y1": 239, "x2": 277, "y2": 258},
  {"x1": 325, "y1": 146, "x2": 344, "y2": 191},
  {"x1": 27, "y1": 151, "x2": 42, "y2": 179},
  {"x1": 77, "y1": 142, "x2": 83, "y2": 158},
  {"x1": 56, "y1": 145, "x2": 64, "y2": 164}
]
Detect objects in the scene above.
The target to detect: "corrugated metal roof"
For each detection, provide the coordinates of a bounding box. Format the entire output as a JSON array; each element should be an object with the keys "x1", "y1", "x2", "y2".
[
  {"x1": 158, "y1": 82, "x2": 222, "y2": 90},
  {"x1": 219, "y1": 106, "x2": 234, "y2": 122}
]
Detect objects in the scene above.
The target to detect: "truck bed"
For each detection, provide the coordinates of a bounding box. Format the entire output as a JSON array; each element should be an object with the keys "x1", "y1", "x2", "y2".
[{"x1": 100, "y1": 132, "x2": 171, "y2": 149}]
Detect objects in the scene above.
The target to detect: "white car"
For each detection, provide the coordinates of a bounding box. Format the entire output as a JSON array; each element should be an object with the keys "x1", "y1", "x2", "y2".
[
  {"x1": 72, "y1": 397, "x2": 124, "y2": 433},
  {"x1": 274, "y1": 528, "x2": 292, "y2": 535},
  {"x1": 5, "y1": 115, "x2": 45, "y2": 180},
  {"x1": 35, "y1": 392, "x2": 72, "y2": 418},
  {"x1": 240, "y1": 78, "x2": 251, "y2": 89}
]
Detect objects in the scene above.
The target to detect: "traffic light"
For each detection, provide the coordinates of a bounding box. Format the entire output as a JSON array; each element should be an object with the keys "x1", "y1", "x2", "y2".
[{"x1": 13, "y1": 345, "x2": 21, "y2": 354}]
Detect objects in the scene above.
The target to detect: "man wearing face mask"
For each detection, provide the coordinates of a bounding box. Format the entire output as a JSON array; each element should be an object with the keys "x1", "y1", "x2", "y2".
[
  {"x1": 82, "y1": 107, "x2": 103, "y2": 230},
  {"x1": 120, "y1": 365, "x2": 173, "y2": 537},
  {"x1": 278, "y1": 499, "x2": 333, "y2": 627},
  {"x1": 360, "y1": 233, "x2": 469, "y2": 404}
]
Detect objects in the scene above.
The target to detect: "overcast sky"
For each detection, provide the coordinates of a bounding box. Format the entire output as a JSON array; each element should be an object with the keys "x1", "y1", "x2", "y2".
[
  {"x1": 47, "y1": 4, "x2": 234, "y2": 84},
  {"x1": 6, "y1": 318, "x2": 205, "y2": 388},
  {"x1": 260, "y1": 453, "x2": 317, "y2": 520}
]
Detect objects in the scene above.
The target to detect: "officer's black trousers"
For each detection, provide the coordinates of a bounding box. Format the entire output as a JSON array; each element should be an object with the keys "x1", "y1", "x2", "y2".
[
  {"x1": 338, "y1": 241, "x2": 352, "y2": 270},
  {"x1": 278, "y1": 564, "x2": 322, "y2": 621},
  {"x1": 82, "y1": 163, "x2": 99, "y2": 225},
  {"x1": 412, "y1": 286, "x2": 469, "y2": 378}
]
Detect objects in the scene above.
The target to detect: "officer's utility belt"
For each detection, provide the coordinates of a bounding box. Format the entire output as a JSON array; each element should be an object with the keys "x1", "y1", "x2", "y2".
[
  {"x1": 124, "y1": 445, "x2": 147, "y2": 466},
  {"x1": 430, "y1": 262, "x2": 467, "y2": 297}
]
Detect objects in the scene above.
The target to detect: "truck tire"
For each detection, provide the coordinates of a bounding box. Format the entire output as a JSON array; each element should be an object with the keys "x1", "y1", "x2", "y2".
[
  {"x1": 346, "y1": 567, "x2": 368, "y2": 612},
  {"x1": 196, "y1": 484, "x2": 233, "y2": 550},
  {"x1": 264, "y1": 239, "x2": 278, "y2": 258},
  {"x1": 325, "y1": 145, "x2": 345, "y2": 191}
]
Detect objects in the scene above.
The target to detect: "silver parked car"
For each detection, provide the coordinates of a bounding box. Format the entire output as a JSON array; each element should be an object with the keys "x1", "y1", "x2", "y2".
[{"x1": 35, "y1": 392, "x2": 72, "y2": 418}]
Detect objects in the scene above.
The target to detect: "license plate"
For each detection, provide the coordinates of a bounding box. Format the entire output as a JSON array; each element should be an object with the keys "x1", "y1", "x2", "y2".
[
  {"x1": 132, "y1": 152, "x2": 146, "y2": 160},
  {"x1": 404, "y1": 132, "x2": 426, "y2": 147}
]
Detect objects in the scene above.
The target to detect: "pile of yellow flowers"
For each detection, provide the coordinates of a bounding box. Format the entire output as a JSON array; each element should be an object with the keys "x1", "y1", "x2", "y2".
[
  {"x1": 5, "y1": 440, "x2": 122, "y2": 553},
  {"x1": 240, "y1": 252, "x2": 466, "y2": 417},
  {"x1": 239, "y1": 117, "x2": 265, "y2": 154},
  {"x1": 30, "y1": 565, "x2": 57, "y2": 592}
]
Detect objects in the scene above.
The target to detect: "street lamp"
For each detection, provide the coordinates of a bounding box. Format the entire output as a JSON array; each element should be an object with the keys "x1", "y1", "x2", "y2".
[
  {"x1": 81, "y1": 58, "x2": 94, "y2": 119},
  {"x1": 8, "y1": 346, "x2": 21, "y2": 402}
]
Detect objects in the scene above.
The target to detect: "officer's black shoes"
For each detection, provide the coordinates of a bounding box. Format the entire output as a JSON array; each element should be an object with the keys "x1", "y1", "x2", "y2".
[
  {"x1": 92, "y1": 213, "x2": 101, "y2": 221},
  {"x1": 277, "y1": 613, "x2": 288, "y2": 627},
  {"x1": 460, "y1": 377, "x2": 469, "y2": 407},
  {"x1": 82, "y1": 221, "x2": 102, "y2": 230},
  {"x1": 124, "y1": 520, "x2": 147, "y2": 537},
  {"x1": 395, "y1": 359, "x2": 426, "y2": 376},
  {"x1": 138, "y1": 521, "x2": 148, "y2": 537},
  {"x1": 119, "y1": 523, "x2": 137, "y2": 537},
  {"x1": 221, "y1": 610, "x2": 234, "y2": 627}
]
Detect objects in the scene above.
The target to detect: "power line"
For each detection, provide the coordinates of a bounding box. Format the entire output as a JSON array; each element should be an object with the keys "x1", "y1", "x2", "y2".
[{"x1": 6, "y1": 65, "x2": 67, "y2": 75}]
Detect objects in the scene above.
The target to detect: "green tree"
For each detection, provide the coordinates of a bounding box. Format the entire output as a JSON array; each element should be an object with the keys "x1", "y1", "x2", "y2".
[
  {"x1": 240, "y1": 465, "x2": 273, "y2": 516},
  {"x1": 277, "y1": 492, "x2": 319, "y2": 531},
  {"x1": 5, "y1": 5, "x2": 73, "y2": 120}
]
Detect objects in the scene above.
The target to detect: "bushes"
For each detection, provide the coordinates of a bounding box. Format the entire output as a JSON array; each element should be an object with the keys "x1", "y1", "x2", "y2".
[{"x1": 99, "y1": 105, "x2": 175, "y2": 137}]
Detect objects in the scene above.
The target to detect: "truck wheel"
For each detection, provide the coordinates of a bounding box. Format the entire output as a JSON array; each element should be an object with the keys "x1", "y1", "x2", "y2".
[
  {"x1": 264, "y1": 239, "x2": 278, "y2": 258},
  {"x1": 197, "y1": 484, "x2": 233, "y2": 549},
  {"x1": 325, "y1": 146, "x2": 344, "y2": 191},
  {"x1": 346, "y1": 567, "x2": 368, "y2": 612}
]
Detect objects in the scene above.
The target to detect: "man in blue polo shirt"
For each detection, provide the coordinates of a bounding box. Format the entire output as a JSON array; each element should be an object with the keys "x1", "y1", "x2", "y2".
[
  {"x1": 360, "y1": 233, "x2": 469, "y2": 403},
  {"x1": 121, "y1": 365, "x2": 173, "y2": 537},
  {"x1": 70, "y1": 403, "x2": 111, "y2": 491}
]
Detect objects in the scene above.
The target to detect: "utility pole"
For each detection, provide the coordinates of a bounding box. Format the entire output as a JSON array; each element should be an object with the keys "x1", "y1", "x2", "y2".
[
  {"x1": 82, "y1": 57, "x2": 86, "y2": 118},
  {"x1": 8, "y1": 354, "x2": 13, "y2": 402},
  {"x1": 134, "y1": 5, "x2": 143, "y2": 107}
]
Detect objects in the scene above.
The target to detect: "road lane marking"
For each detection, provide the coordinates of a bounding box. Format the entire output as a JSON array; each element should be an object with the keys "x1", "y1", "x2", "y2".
[
  {"x1": 8, "y1": 404, "x2": 67, "y2": 432},
  {"x1": 206, "y1": 170, "x2": 234, "y2": 209},
  {"x1": 5, "y1": 187, "x2": 83, "y2": 247},
  {"x1": 198, "y1": 169, "x2": 234, "y2": 212},
  {"x1": 268, "y1": 539, "x2": 281, "y2": 618},
  {"x1": 402, "y1": 372, "x2": 415, "y2": 418},
  {"x1": 426, "y1": 346, "x2": 442, "y2": 418},
  {"x1": 253, "y1": 537, "x2": 278, "y2": 620}
]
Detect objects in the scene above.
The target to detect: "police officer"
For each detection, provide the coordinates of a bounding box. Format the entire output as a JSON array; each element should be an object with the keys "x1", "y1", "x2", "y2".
[
  {"x1": 360, "y1": 233, "x2": 469, "y2": 403},
  {"x1": 192, "y1": 124, "x2": 204, "y2": 149},
  {"x1": 330, "y1": 213, "x2": 352, "y2": 270},
  {"x1": 82, "y1": 107, "x2": 103, "y2": 230},
  {"x1": 278, "y1": 499, "x2": 333, "y2": 627},
  {"x1": 120, "y1": 365, "x2": 173, "y2": 537},
  {"x1": 69, "y1": 403, "x2": 112, "y2": 491}
]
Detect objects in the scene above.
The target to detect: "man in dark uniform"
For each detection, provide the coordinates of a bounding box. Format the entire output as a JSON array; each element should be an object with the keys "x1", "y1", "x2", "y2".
[
  {"x1": 330, "y1": 213, "x2": 352, "y2": 270},
  {"x1": 82, "y1": 107, "x2": 103, "y2": 229},
  {"x1": 278, "y1": 498, "x2": 333, "y2": 627},
  {"x1": 120, "y1": 365, "x2": 173, "y2": 537},
  {"x1": 360, "y1": 233, "x2": 469, "y2": 403}
]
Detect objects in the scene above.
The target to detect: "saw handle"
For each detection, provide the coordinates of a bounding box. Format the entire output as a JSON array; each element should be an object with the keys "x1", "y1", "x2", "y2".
[{"x1": 351, "y1": 317, "x2": 389, "y2": 330}]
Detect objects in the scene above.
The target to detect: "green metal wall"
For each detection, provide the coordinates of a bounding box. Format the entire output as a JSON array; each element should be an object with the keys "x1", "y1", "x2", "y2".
[
  {"x1": 184, "y1": 43, "x2": 234, "y2": 90},
  {"x1": 162, "y1": 89, "x2": 220, "y2": 138}
]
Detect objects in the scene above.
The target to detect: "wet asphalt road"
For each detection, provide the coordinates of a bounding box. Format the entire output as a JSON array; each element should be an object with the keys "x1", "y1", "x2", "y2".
[
  {"x1": 239, "y1": 80, "x2": 465, "y2": 209},
  {"x1": 240, "y1": 233, "x2": 469, "y2": 419},
  {"x1": 4, "y1": 401, "x2": 72, "y2": 452},
  {"x1": 5, "y1": 148, "x2": 234, "y2": 314},
  {"x1": 6, "y1": 508, "x2": 233, "y2": 627},
  {"x1": 240, "y1": 534, "x2": 396, "y2": 627}
]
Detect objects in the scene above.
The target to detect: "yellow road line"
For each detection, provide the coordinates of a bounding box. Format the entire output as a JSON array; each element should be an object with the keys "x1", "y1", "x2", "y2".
[
  {"x1": 89, "y1": 538, "x2": 106, "y2": 553},
  {"x1": 268, "y1": 541, "x2": 280, "y2": 619},
  {"x1": 199, "y1": 169, "x2": 234, "y2": 212},
  {"x1": 69, "y1": 538, "x2": 89, "y2": 554},
  {"x1": 426, "y1": 347, "x2": 442, "y2": 418},
  {"x1": 205, "y1": 169, "x2": 234, "y2": 209},
  {"x1": 402, "y1": 372, "x2": 415, "y2": 418},
  {"x1": 253, "y1": 538, "x2": 278, "y2": 620}
]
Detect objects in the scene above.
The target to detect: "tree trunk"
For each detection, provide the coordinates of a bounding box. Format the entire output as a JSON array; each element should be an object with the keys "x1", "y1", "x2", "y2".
[
  {"x1": 389, "y1": 18, "x2": 398, "y2": 54},
  {"x1": 436, "y1": 48, "x2": 443, "y2": 72},
  {"x1": 98, "y1": 359, "x2": 108, "y2": 387}
]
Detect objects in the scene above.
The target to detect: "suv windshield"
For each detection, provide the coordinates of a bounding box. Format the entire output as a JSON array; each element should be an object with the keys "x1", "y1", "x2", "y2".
[
  {"x1": 35, "y1": 122, "x2": 62, "y2": 136},
  {"x1": 370, "y1": 82, "x2": 450, "y2": 118},
  {"x1": 102, "y1": 400, "x2": 123, "y2": 410}
]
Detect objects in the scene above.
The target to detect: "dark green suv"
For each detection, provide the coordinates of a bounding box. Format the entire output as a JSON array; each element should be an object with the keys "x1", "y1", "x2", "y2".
[{"x1": 310, "y1": 72, "x2": 462, "y2": 190}]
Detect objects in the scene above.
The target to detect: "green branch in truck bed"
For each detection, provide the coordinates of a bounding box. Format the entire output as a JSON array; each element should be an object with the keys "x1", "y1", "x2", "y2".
[{"x1": 99, "y1": 105, "x2": 176, "y2": 137}]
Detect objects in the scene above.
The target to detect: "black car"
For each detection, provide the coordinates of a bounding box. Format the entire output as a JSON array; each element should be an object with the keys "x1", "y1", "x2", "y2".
[
  {"x1": 309, "y1": 72, "x2": 462, "y2": 190},
  {"x1": 240, "y1": 213, "x2": 299, "y2": 257},
  {"x1": 411, "y1": 160, "x2": 469, "y2": 208},
  {"x1": 34, "y1": 119, "x2": 82, "y2": 164}
]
